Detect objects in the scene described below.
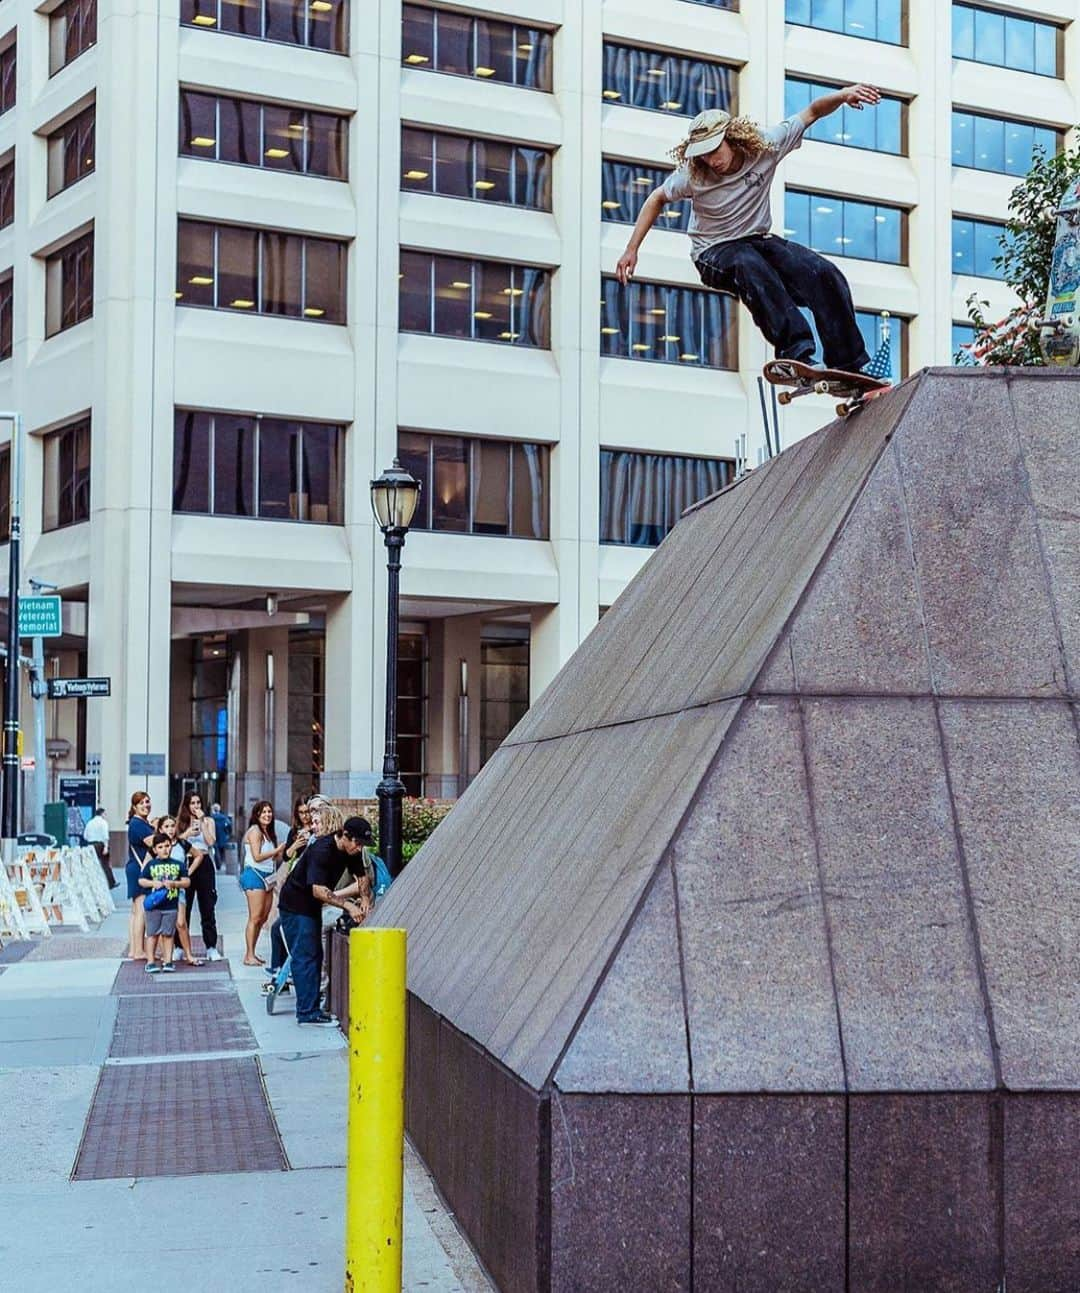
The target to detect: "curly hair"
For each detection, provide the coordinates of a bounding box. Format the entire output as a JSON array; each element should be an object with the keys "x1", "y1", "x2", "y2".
[{"x1": 670, "y1": 117, "x2": 777, "y2": 184}]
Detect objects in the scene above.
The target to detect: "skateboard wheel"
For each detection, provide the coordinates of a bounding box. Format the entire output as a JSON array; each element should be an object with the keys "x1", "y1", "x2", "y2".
[
  {"x1": 836, "y1": 403, "x2": 850, "y2": 418},
  {"x1": 777, "y1": 391, "x2": 793, "y2": 406},
  {"x1": 814, "y1": 380, "x2": 830, "y2": 395}
]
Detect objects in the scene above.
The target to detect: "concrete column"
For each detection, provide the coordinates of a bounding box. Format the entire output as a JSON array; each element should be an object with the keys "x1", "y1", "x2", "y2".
[
  {"x1": 323, "y1": 592, "x2": 379, "y2": 798},
  {"x1": 239, "y1": 627, "x2": 291, "y2": 812},
  {"x1": 87, "y1": 0, "x2": 178, "y2": 835}
]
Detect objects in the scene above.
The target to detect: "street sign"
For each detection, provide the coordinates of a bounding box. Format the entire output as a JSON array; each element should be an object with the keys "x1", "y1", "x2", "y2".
[
  {"x1": 129, "y1": 753, "x2": 166, "y2": 777},
  {"x1": 47, "y1": 677, "x2": 111, "y2": 699},
  {"x1": 17, "y1": 595, "x2": 62, "y2": 638}
]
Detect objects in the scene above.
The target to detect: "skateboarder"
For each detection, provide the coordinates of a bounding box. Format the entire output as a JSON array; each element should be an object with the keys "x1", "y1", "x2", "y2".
[{"x1": 615, "y1": 85, "x2": 882, "y2": 376}]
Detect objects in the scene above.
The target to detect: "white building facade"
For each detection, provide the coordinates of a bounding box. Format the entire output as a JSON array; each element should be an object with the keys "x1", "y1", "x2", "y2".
[{"x1": 0, "y1": 0, "x2": 1075, "y2": 832}]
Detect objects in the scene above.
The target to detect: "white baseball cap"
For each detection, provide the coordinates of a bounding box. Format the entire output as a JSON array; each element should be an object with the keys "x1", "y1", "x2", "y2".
[{"x1": 681, "y1": 109, "x2": 733, "y2": 159}]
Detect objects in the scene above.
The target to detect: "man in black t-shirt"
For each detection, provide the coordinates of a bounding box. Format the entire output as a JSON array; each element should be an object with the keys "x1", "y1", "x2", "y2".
[{"x1": 278, "y1": 816, "x2": 373, "y2": 1026}]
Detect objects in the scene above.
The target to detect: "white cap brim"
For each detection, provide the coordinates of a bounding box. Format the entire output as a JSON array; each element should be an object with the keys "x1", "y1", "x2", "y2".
[{"x1": 684, "y1": 130, "x2": 728, "y2": 159}]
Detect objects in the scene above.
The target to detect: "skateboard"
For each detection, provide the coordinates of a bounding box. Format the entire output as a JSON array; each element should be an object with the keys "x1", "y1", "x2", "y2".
[
  {"x1": 1039, "y1": 177, "x2": 1080, "y2": 366},
  {"x1": 763, "y1": 359, "x2": 890, "y2": 419},
  {"x1": 264, "y1": 947, "x2": 292, "y2": 1015}
]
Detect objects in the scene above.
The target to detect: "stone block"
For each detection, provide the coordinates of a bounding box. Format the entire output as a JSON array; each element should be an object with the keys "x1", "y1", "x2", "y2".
[
  {"x1": 551, "y1": 1094, "x2": 691, "y2": 1292},
  {"x1": 693, "y1": 1095, "x2": 845, "y2": 1292}
]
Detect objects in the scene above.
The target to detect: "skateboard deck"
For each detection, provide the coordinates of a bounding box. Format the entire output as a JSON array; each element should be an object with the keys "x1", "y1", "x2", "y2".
[
  {"x1": 264, "y1": 952, "x2": 292, "y2": 1014},
  {"x1": 1039, "y1": 177, "x2": 1080, "y2": 366},
  {"x1": 763, "y1": 359, "x2": 890, "y2": 419}
]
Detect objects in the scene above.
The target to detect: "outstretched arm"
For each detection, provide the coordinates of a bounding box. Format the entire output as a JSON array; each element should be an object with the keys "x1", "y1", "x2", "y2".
[
  {"x1": 799, "y1": 84, "x2": 881, "y2": 126},
  {"x1": 616, "y1": 187, "x2": 669, "y2": 285}
]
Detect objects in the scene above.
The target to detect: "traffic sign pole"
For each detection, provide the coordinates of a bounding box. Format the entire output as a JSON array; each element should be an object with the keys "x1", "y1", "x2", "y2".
[
  {"x1": 1, "y1": 411, "x2": 23, "y2": 861},
  {"x1": 31, "y1": 636, "x2": 46, "y2": 835}
]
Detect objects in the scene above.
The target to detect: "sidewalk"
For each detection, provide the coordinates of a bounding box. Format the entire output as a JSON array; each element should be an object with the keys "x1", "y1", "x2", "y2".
[{"x1": 0, "y1": 875, "x2": 494, "y2": 1293}]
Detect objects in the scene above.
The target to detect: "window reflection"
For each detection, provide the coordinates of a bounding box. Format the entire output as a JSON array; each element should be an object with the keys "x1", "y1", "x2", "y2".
[
  {"x1": 176, "y1": 220, "x2": 347, "y2": 320},
  {"x1": 400, "y1": 127, "x2": 552, "y2": 210},
  {"x1": 952, "y1": 4, "x2": 1060, "y2": 78},
  {"x1": 601, "y1": 42, "x2": 735, "y2": 117},
  {"x1": 173, "y1": 410, "x2": 344, "y2": 522},
  {"x1": 0, "y1": 43, "x2": 15, "y2": 115},
  {"x1": 0, "y1": 156, "x2": 12, "y2": 228},
  {"x1": 952, "y1": 217, "x2": 1009, "y2": 279},
  {"x1": 180, "y1": 0, "x2": 349, "y2": 52},
  {"x1": 783, "y1": 78, "x2": 904, "y2": 154},
  {"x1": 398, "y1": 430, "x2": 549, "y2": 538},
  {"x1": 951, "y1": 110, "x2": 1059, "y2": 175},
  {"x1": 0, "y1": 272, "x2": 11, "y2": 360},
  {"x1": 600, "y1": 276, "x2": 736, "y2": 369},
  {"x1": 785, "y1": 190, "x2": 904, "y2": 264},
  {"x1": 43, "y1": 418, "x2": 91, "y2": 532},
  {"x1": 49, "y1": 0, "x2": 96, "y2": 75},
  {"x1": 180, "y1": 90, "x2": 348, "y2": 180},
  {"x1": 800, "y1": 308, "x2": 907, "y2": 382},
  {"x1": 600, "y1": 450, "x2": 732, "y2": 547},
  {"x1": 785, "y1": 0, "x2": 903, "y2": 44},
  {"x1": 46, "y1": 229, "x2": 94, "y2": 337},
  {"x1": 400, "y1": 251, "x2": 551, "y2": 348},
  {"x1": 401, "y1": 5, "x2": 553, "y2": 91},
  {"x1": 601, "y1": 160, "x2": 689, "y2": 229}
]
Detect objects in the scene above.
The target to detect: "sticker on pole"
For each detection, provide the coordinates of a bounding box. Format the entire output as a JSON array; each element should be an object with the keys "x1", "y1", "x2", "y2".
[{"x1": 17, "y1": 595, "x2": 62, "y2": 638}]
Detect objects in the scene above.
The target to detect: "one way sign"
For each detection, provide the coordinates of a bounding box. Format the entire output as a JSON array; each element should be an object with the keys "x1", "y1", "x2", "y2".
[{"x1": 47, "y1": 678, "x2": 111, "y2": 699}]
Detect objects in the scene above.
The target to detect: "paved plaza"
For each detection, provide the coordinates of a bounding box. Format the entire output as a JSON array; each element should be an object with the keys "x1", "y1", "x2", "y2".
[{"x1": 0, "y1": 880, "x2": 493, "y2": 1293}]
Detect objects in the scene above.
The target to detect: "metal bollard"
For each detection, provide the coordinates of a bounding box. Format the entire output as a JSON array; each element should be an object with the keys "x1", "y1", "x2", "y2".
[{"x1": 345, "y1": 927, "x2": 407, "y2": 1293}]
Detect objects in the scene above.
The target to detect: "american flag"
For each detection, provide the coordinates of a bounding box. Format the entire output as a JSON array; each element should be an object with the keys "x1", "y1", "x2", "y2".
[{"x1": 864, "y1": 315, "x2": 893, "y2": 382}]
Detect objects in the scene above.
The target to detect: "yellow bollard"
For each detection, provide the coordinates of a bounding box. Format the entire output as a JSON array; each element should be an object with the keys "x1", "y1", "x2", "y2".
[{"x1": 345, "y1": 926, "x2": 407, "y2": 1293}]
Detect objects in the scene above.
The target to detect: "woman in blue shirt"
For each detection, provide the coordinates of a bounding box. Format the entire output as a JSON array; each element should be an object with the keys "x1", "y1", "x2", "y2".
[{"x1": 125, "y1": 791, "x2": 154, "y2": 960}]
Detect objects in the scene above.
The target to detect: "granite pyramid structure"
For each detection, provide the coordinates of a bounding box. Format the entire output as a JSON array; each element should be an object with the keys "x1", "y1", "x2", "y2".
[{"x1": 371, "y1": 367, "x2": 1080, "y2": 1293}]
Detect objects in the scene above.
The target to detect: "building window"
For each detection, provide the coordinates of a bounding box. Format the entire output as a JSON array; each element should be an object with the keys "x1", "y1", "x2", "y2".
[
  {"x1": 601, "y1": 276, "x2": 737, "y2": 369},
  {"x1": 401, "y1": 5, "x2": 553, "y2": 91},
  {"x1": 0, "y1": 272, "x2": 11, "y2": 360},
  {"x1": 173, "y1": 410, "x2": 344, "y2": 523},
  {"x1": 600, "y1": 449, "x2": 732, "y2": 547},
  {"x1": 179, "y1": 90, "x2": 348, "y2": 180},
  {"x1": 401, "y1": 127, "x2": 552, "y2": 211},
  {"x1": 952, "y1": 322, "x2": 977, "y2": 365},
  {"x1": 398, "y1": 430, "x2": 549, "y2": 539},
  {"x1": 399, "y1": 251, "x2": 551, "y2": 348},
  {"x1": 952, "y1": 111, "x2": 1059, "y2": 176},
  {"x1": 784, "y1": 78, "x2": 905, "y2": 154},
  {"x1": 953, "y1": 4, "x2": 1060, "y2": 78},
  {"x1": 287, "y1": 628, "x2": 325, "y2": 796},
  {"x1": 187, "y1": 634, "x2": 230, "y2": 775},
  {"x1": 481, "y1": 635, "x2": 529, "y2": 765},
  {"x1": 601, "y1": 159, "x2": 690, "y2": 229},
  {"x1": 800, "y1": 307, "x2": 907, "y2": 382},
  {"x1": 45, "y1": 229, "x2": 94, "y2": 337},
  {"x1": 50, "y1": 0, "x2": 97, "y2": 75},
  {"x1": 601, "y1": 42, "x2": 735, "y2": 116},
  {"x1": 0, "y1": 40, "x2": 15, "y2": 115},
  {"x1": 0, "y1": 155, "x2": 13, "y2": 228},
  {"x1": 47, "y1": 104, "x2": 96, "y2": 197},
  {"x1": 180, "y1": 0, "x2": 349, "y2": 54},
  {"x1": 176, "y1": 220, "x2": 347, "y2": 322},
  {"x1": 785, "y1": 0, "x2": 904, "y2": 44},
  {"x1": 43, "y1": 418, "x2": 91, "y2": 532},
  {"x1": 784, "y1": 191, "x2": 905, "y2": 264},
  {"x1": 396, "y1": 633, "x2": 427, "y2": 797},
  {"x1": 0, "y1": 445, "x2": 9, "y2": 540},
  {"x1": 953, "y1": 217, "x2": 1011, "y2": 279}
]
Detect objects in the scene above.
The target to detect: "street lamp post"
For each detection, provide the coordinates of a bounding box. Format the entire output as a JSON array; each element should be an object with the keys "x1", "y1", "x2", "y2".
[
  {"x1": 1, "y1": 412, "x2": 23, "y2": 863},
  {"x1": 370, "y1": 459, "x2": 421, "y2": 877}
]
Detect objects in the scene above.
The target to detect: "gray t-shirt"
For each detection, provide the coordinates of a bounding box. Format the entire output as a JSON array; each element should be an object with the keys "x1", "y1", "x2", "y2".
[{"x1": 662, "y1": 116, "x2": 807, "y2": 261}]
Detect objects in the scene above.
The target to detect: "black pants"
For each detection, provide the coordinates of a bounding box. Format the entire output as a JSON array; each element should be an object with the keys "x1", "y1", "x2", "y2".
[
  {"x1": 91, "y1": 841, "x2": 118, "y2": 889},
  {"x1": 697, "y1": 235, "x2": 871, "y2": 372},
  {"x1": 186, "y1": 856, "x2": 218, "y2": 951},
  {"x1": 269, "y1": 916, "x2": 287, "y2": 973}
]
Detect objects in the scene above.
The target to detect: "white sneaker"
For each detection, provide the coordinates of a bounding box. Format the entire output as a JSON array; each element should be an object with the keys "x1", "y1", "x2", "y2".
[
  {"x1": 172, "y1": 947, "x2": 184, "y2": 962},
  {"x1": 205, "y1": 947, "x2": 223, "y2": 962}
]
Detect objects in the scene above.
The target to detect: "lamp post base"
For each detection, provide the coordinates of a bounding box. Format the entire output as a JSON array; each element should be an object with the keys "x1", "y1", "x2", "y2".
[{"x1": 376, "y1": 774, "x2": 406, "y2": 877}]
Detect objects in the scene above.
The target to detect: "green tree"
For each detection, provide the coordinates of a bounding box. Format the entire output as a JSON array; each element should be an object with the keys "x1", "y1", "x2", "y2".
[{"x1": 964, "y1": 132, "x2": 1080, "y2": 366}]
